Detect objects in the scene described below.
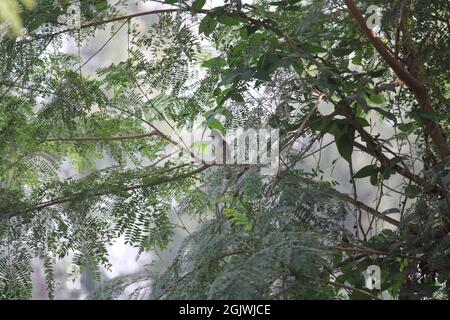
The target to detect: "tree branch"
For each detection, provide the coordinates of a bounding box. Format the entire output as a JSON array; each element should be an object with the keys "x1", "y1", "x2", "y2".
[
  {"x1": 19, "y1": 8, "x2": 181, "y2": 43},
  {"x1": 344, "y1": 0, "x2": 449, "y2": 159},
  {"x1": 2, "y1": 165, "x2": 210, "y2": 219},
  {"x1": 45, "y1": 131, "x2": 159, "y2": 142},
  {"x1": 346, "y1": 118, "x2": 436, "y2": 192},
  {"x1": 330, "y1": 246, "x2": 422, "y2": 262},
  {"x1": 344, "y1": 0, "x2": 421, "y2": 91},
  {"x1": 286, "y1": 267, "x2": 381, "y2": 300},
  {"x1": 295, "y1": 175, "x2": 400, "y2": 227}
]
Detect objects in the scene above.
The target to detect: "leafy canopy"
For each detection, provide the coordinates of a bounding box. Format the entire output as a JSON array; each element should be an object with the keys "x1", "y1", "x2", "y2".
[{"x1": 0, "y1": 0, "x2": 449, "y2": 300}]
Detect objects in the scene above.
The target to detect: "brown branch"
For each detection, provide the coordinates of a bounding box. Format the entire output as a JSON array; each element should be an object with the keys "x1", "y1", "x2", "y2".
[
  {"x1": 18, "y1": 4, "x2": 448, "y2": 159},
  {"x1": 2, "y1": 165, "x2": 210, "y2": 219},
  {"x1": 344, "y1": 0, "x2": 449, "y2": 159},
  {"x1": 344, "y1": 0, "x2": 421, "y2": 91},
  {"x1": 330, "y1": 246, "x2": 422, "y2": 262},
  {"x1": 304, "y1": 274, "x2": 381, "y2": 300},
  {"x1": 338, "y1": 113, "x2": 436, "y2": 192},
  {"x1": 45, "y1": 131, "x2": 159, "y2": 142},
  {"x1": 18, "y1": 8, "x2": 181, "y2": 44},
  {"x1": 285, "y1": 266, "x2": 381, "y2": 300},
  {"x1": 284, "y1": 93, "x2": 324, "y2": 156},
  {"x1": 295, "y1": 175, "x2": 400, "y2": 227},
  {"x1": 349, "y1": 160, "x2": 367, "y2": 240},
  {"x1": 352, "y1": 141, "x2": 434, "y2": 192}
]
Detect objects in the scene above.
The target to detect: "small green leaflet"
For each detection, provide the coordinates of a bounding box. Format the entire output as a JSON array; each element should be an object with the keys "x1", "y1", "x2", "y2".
[
  {"x1": 224, "y1": 208, "x2": 252, "y2": 232},
  {"x1": 95, "y1": 0, "x2": 108, "y2": 10}
]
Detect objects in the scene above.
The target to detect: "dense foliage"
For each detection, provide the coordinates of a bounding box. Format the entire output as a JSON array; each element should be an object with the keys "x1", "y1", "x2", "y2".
[{"x1": 0, "y1": 0, "x2": 449, "y2": 300}]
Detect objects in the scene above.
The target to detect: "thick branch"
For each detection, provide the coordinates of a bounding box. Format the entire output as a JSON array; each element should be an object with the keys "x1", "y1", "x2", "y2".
[
  {"x1": 296, "y1": 175, "x2": 400, "y2": 227},
  {"x1": 351, "y1": 143, "x2": 433, "y2": 191},
  {"x1": 348, "y1": 121, "x2": 435, "y2": 192},
  {"x1": 344, "y1": 0, "x2": 421, "y2": 91},
  {"x1": 344, "y1": 0, "x2": 449, "y2": 159}
]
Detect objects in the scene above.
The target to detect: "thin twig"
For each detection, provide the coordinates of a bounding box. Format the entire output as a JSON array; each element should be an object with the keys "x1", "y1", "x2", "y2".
[{"x1": 45, "y1": 132, "x2": 158, "y2": 142}]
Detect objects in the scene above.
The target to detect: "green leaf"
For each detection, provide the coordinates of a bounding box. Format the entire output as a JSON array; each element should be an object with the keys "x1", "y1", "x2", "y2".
[
  {"x1": 303, "y1": 43, "x2": 327, "y2": 54},
  {"x1": 410, "y1": 111, "x2": 440, "y2": 122},
  {"x1": 370, "y1": 69, "x2": 386, "y2": 78},
  {"x1": 369, "y1": 106, "x2": 396, "y2": 123},
  {"x1": 354, "y1": 165, "x2": 380, "y2": 179},
  {"x1": 334, "y1": 128, "x2": 354, "y2": 163},
  {"x1": 217, "y1": 15, "x2": 242, "y2": 26},
  {"x1": 192, "y1": 0, "x2": 206, "y2": 10},
  {"x1": 367, "y1": 93, "x2": 386, "y2": 105},
  {"x1": 231, "y1": 41, "x2": 248, "y2": 55},
  {"x1": 216, "y1": 88, "x2": 233, "y2": 106},
  {"x1": 370, "y1": 173, "x2": 379, "y2": 186},
  {"x1": 356, "y1": 94, "x2": 369, "y2": 112},
  {"x1": 332, "y1": 47, "x2": 353, "y2": 57},
  {"x1": 405, "y1": 185, "x2": 422, "y2": 199},
  {"x1": 309, "y1": 117, "x2": 332, "y2": 133},
  {"x1": 397, "y1": 123, "x2": 415, "y2": 133},
  {"x1": 352, "y1": 55, "x2": 363, "y2": 66},
  {"x1": 259, "y1": 53, "x2": 282, "y2": 74},
  {"x1": 240, "y1": 25, "x2": 258, "y2": 39},
  {"x1": 207, "y1": 118, "x2": 224, "y2": 134},
  {"x1": 355, "y1": 117, "x2": 370, "y2": 127},
  {"x1": 231, "y1": 91, "x2": 244, "y2": 102},
  {"x1": 202, "y1": 57, "x2": 227, "y2": 68},
  {"x1": 292, "y1": 61, "x2": 303, "y2": 76},
  {"x1": 199, "y1": 15, "x2": 217, "y2": 36},
  {"x1": 95, "y1": 0, "x2": 108, "y2": 10},
  {"x1": 218, "y1": 68, "x2": 254, "y2": 86},
  {"x1": 224, "y1": 208, "x2": 252, "y2": 232},
  {"x1": 253, "y1": 69, "x2": 271, "y2": 82}
]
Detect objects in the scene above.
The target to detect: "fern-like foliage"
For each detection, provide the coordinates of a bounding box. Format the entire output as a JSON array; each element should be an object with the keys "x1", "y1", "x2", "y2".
[
  {"x1": 0, "y1": 0, "x2": 448, "y2": 300},
  {"x1": 0, "y1": 4, "x2": 209, "y2": 298},
  {"x1": 94, "y1": 167, "x2": 348, "y2": 300}
]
